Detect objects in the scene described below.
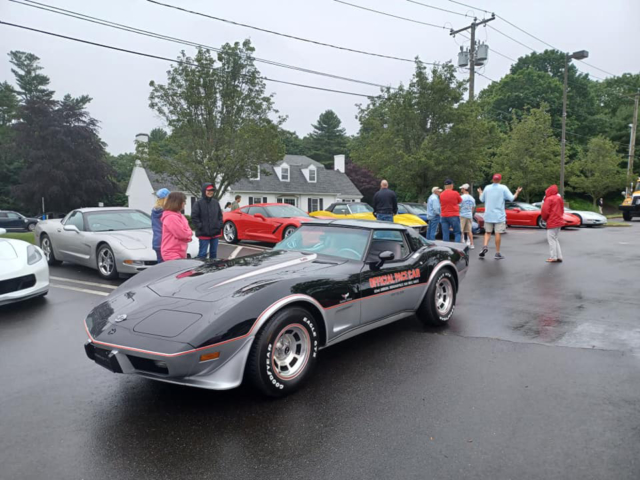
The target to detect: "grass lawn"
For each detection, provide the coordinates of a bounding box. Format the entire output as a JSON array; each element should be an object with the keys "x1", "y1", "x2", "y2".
[{"x1": 0, "y1": 232, "x2": 36, "y2": 244}]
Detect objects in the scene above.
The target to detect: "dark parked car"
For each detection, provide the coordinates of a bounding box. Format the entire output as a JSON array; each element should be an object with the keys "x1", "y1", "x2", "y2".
[{"x1": 0, "y1": 211, "x2": 39, "y2": 232}]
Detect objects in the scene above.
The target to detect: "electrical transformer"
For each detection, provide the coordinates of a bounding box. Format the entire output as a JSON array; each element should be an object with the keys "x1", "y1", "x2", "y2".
[
  {"x1": 475, "y1": 43, "x2": 489, "y2": 65},
  {"x1": 457, "y1": 47, "x2": 469, "y2": 67}
]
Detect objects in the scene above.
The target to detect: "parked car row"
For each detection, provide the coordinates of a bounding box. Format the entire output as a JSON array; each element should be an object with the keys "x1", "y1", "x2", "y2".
[{"x1": 0, "y1": 210, "x2": 40, "y2": 232}]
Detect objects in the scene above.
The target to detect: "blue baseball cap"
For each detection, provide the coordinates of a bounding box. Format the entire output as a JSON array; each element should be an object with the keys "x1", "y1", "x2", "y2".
[{"x1": 156, "y1": 188, "x2": 170, "y2": 199}]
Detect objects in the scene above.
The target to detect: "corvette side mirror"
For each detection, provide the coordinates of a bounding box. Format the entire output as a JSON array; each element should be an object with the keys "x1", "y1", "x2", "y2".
[
  {"x1": 371, "y1": 250, "x2": 394, "y2": 270},
  {"x1": 63, "y1": 225, "x2": 80, "y2": 233},
  {"x1": 512, "y1": 208, "x2": 521, "y2": 213},
  {"x1": 254, "y1": 213, "x2": 266, "y2": 221}
]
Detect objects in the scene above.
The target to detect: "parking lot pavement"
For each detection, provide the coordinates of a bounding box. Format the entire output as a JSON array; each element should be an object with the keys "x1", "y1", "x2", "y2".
[{"x1": 1, "y1": 224, "x2": 639, "y2": 480}]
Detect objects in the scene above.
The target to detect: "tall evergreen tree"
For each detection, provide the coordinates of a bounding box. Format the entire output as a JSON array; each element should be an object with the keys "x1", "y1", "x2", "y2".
[
  {"x1": 306, "y1": 110, "x2": 348, "y2": 168},
  {"x1": 0, "y1": 82, "x2": 21, "y2": 209}
]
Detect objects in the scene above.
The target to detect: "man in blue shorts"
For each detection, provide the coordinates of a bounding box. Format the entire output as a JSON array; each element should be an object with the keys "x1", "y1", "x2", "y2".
[{"x1": 477, "y1": 174, "x2": 522, "y2": 260}]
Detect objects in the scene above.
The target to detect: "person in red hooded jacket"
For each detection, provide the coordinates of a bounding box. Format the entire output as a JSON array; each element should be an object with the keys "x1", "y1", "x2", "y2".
[{"x1": 541, "y1": 185, "x2": 564, "y2": 263}]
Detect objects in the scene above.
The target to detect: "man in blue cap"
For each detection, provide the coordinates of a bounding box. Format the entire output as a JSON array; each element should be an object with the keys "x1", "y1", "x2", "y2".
[{"x1": 152, "y1": 188, "x2": 170, "y2": 263}]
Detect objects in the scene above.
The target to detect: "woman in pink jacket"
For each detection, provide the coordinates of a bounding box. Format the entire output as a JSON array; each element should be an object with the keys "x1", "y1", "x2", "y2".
[{"x1": 160, "y1": 192, "x2": 193, "y2": 261}]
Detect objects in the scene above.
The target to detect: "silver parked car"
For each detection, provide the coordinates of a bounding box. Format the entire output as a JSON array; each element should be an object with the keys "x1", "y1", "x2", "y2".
[
  {"x1": 532, "y1": 202, "x2": 607, "y2": 227},
  {"x1": 35, "y1": 208, "x2": 199, "y2": 279}
]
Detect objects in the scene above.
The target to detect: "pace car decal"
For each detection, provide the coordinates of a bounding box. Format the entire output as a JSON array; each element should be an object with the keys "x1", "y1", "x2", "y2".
[{"x1": 369, "y1": 268, "x2": 421, "y2": 293}]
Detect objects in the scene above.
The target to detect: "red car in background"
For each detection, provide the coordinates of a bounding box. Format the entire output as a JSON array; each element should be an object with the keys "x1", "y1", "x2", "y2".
[
  {"x1": 222, "y1": 203, "x2": 313, "y2": 244},
  {"x1": 476, "y1": 201, "x2": 580, "y2": 228}
]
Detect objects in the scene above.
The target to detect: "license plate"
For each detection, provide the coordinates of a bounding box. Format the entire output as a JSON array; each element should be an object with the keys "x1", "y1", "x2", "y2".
[{"x1": 94, "y1": 347, "x2": 121, "y2": 373}]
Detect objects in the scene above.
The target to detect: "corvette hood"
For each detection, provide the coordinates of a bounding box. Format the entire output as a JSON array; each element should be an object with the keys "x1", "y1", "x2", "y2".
[
  {"x1": 99, "y1": 229, "x2": 153, "y2": 250},
  {"x1": 0, "y1": 240, "x2": 18, "y2": 260},
  {"x1": 147, "y1": 250, "x2": 342, "y2": 301}
]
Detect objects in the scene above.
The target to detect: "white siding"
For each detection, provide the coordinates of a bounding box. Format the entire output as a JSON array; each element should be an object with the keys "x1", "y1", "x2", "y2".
[{"x1": 126, "y1": 164, "x2": 156, "y2": 214}]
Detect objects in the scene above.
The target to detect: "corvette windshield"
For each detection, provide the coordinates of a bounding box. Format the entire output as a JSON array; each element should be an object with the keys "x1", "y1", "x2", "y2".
[
  {"x1": 274, "y1": 225, "x2": 370, "y2": 261},
  {"x1": 405, "y1": 204, "x2": 427, "y2": 215},
  {"x1": 513, "y1": 203, "x2": 540, "y2": 211},
  {"x1": 349, "y1": 204, "x2": 373, "y2": 213},
  {"x1": 85, "y1": 211, "x2": 152, "y2": 232},
  {"x1": 265, "y1": 205, "x2": 310, "y2": 218}
]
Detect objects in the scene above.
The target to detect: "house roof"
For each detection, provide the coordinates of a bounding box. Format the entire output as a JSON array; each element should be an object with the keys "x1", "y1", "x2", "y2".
[
  {"x1": 145, "y1": 155, "x2": 361, "y2": 198},
  {"x1": 231, "y1": 160, "x2": 361, "y2": 197}
]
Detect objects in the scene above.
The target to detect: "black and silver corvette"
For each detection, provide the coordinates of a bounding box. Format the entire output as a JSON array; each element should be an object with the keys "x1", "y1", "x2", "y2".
[{"x1": 84, "y1": 220, "x2": 468, "y2": 397}]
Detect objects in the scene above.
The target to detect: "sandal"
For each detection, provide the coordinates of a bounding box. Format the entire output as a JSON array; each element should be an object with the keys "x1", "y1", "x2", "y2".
[{"x1": 546, "y1": 258, "x2": 559, "y2": 263}]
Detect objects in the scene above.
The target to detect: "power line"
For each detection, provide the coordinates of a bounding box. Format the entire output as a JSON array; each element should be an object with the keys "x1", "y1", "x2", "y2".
[
  {"x1": 448, "y1": 0, "x2": 492, "y2": 15},
  {"x1": 11, "y1": 0, "x2": 393, "y2": 90},
  {"x1": 458, "y1": 32, "x2": 516, "y2": 62},
  {"x1": 333, "y1": 0, "x2": 447, "y2": 29},
  {"x1": 0, "y1": 20, "x2": 378, "y2": 98},
  {"x1": 405, "y1": 0, "x2": 470, "y2": 18},
  {"x1": 488, "y1": 25, "x2": 537, "y2": 53},
  {"x1": 144, "y1": 0, "x2": 421, "y2": 64}
]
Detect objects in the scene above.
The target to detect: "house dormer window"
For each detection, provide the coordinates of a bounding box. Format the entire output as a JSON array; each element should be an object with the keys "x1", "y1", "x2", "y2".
[
  {"x1": 281, "y1": 165, "x2": 290, "y2": 182},
  {"x1": 308, "y1": 166, "x2": 317, "y2": 183},
  {"x1": 250, "y1": 166, "x2": 260, "y2": 181}
]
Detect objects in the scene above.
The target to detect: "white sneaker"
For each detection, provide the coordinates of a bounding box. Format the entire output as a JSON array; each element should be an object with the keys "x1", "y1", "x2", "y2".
[{"x1": 470, "y1": 245, "x2": 475, "y2": 249}]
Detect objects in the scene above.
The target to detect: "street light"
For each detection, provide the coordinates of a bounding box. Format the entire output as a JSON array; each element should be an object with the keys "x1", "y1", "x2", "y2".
[{"x1": 560, "y1": 50, "x2": 589, "y2": 198}]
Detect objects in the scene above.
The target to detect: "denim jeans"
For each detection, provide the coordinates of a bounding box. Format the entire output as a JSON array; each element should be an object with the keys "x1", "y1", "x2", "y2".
[
  {"x1": 197, "y1": 238, "x2": 219, "y2": 259},
  {"x1": 440, "y1": 216, "x2": 461, "y2": 243},
  {"x1": 426, "y1": 215, "x2": 440, "y2": 240},
  {"x1": 376, "y1": 214, "x2": 394, "y2": 222},
  {"x1": 154, "y1": 248, "x2": 163, "y2": 264}
]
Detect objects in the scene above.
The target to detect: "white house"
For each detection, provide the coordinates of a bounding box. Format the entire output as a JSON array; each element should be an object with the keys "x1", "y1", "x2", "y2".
[{"x1": 126, "y1": 154, "x2": 362, "y2": 215}]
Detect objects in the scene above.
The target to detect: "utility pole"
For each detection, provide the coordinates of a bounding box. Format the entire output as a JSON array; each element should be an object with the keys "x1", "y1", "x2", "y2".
[
  {"x1": 450, "y1": 14, "x2": 495, "y2": 102},
  {"x1": 627, "y1": 90, "x2": 639, "y2": 194},
  {"x1": 559, "y1": 50, "x2": 589, "y2": 197}
]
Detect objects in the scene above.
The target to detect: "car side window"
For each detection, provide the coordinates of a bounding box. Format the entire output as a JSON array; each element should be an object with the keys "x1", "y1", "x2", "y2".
[
  {"x1": 249, "y1": 206, "x2": 268, "y2": 217},
  {"x1": 0, "y1": 212, "x2": 7, "y2": 218},
  {"x1": 333, "y1": 205, "x2": 349, "y2": 215},
  {"x1": 366, "y1": 230, "x2": 411, "y2": 262},
  {"x1": 397, "y1": 205, "x2": 408, "y2": 214},
  {"x1": 7, "y1": 212, "x2": 20, "y2": 219},
  {"x1": 65, "y1": 211, "x2": 85, "y2": 230}
]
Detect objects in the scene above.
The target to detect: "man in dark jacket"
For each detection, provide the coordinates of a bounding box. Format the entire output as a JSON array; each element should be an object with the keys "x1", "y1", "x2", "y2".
[
  {"x1": 372, "y1": 180, "x2": 397, "y2": 222},
  {"x1": 541, "y1": 184, "x2": 564, "y2": 263},
  {"x1": 191, "y1": 183, "x2": 223, "y2": 259}
]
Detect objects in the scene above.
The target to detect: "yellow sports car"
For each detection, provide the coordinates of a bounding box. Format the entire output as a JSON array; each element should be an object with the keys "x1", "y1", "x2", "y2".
[{"x1": 310, "y1": 202, "x2": 427, "y2": 234}]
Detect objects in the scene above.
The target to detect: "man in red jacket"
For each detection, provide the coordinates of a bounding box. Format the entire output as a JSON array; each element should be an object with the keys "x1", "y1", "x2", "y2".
[{"x1": 541, "y1": 184, "x2": 564, "y2": 263}]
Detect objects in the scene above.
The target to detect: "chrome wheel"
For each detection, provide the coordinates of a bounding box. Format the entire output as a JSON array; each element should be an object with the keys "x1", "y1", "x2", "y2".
[
  {"x1": 98, "y1": 247, "x2": 115, "y2": 277},
  {"x1": 223, "y1": 222, "x2": 236, "y2": 243},
  {"x1": 272, "y1": 324, "x2": 310, "y2": 380},
  {"x1": 435, "y1": 277, "x2": 453, "y2": 315},
  {"x1": 283, "y1": 226, "x2": 296, "y2": 238},
  {"x1": 41, "y1": 237, "x2": 52, "y2": 261},
  {"x1": 27, "y1": 223, "x2": 35, "y2": 232}
]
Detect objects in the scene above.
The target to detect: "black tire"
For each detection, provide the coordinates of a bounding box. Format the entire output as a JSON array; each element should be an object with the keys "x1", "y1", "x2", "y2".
[
  {"x1": 40, "y1": 234, "x2": 62, "y2": 266},
  {"x1": 282, "y1": 225, "x2": 297, "y2": 240},
  {"x1": 537, "y1": 216, "x2": 546, "y2": 229},
  {"x1": 27, "y1": 223, "x2": 36, "y2": 232},
  {"x1": 223, "y1": 221, "x2": 239, "y2": 244},
  {"x1": 96, "y1": 244, "x2": 118, "y2": 280},
  {"x1": 622, "y1": 211, "x2": 631, "y2": 222},
  {"x1": 417, "y1": 269, "x2": 457, "y2": 327},
  {"x1": 246, "y1": 306, "x2": 319, "y2": 397}
]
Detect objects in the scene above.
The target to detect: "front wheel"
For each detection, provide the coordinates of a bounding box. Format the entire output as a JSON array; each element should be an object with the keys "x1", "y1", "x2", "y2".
[
  {"x1": 223, "y1": 221, "x2": 239, "y2": 244},
  {"x1": 282, "y1": 225, "x2": 297, "y2": 240},
  {"x1": 96, "y1": 244, "x2": 118, "y2": 280},
  {"x1": 246, "y1": 306, "x2": 319, "y2": 397},
  {"x1": 27, "y1": 223, "x2": 36, "y2": 232},
  {"x1": 417, "y1": 269, "x2": 456, "y2": 327},
  {"x1": 40, "y1": 234, "x2": 62, "y2": 266},
  {"x1": 537, "y1": 216, "x2": 546, "y2": 229},
  {"x1": 622, "y1": 211, "x2": 631, "y2": 222}
]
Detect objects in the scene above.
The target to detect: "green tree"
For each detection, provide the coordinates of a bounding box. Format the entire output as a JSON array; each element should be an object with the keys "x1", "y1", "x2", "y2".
[
  {"x1": 0, "y1": 82, "x2": 21, "y2": 209},
  {"x1": 7, "y1": 52, "x2": 115, "y2": 212},
  {"x1": 568, "y1": 136, "x2": 626, "y2": 206},
  {"x1": 279, "y1": 128, "x2": 308, "y2": 155},
  {"x1": 105, "y1": 152, "x2": 136, "y2": 206},
  {"x1": 149, "y1": 127, "x2": 168, "y2": 143},
  {"x1": 305, "y1": 110, "x2": 348, "y2": 167},
  {"x1": 145, "y1": 42, "x2": 284, "y2": 199},
  {"x1": 351, "y1": 62, "x2": 495, "y2": 201},
  {"x1": 492, "y1": 106, "x2": 560, "y2": 203}
]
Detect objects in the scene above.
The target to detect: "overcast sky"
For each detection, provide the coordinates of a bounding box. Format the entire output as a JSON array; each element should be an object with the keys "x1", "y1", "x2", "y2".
[{"x1": 2, "y1": 0, "x2": 639, "y2": 154}]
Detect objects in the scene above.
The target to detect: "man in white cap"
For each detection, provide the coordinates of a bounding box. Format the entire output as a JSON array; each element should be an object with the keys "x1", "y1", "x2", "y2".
[
  {"x1": 459, "y1": 183, "x2": 475, "y2": 249},
  {"x1": 426, "y1": 186, "x2": 442, "y2": 240}
]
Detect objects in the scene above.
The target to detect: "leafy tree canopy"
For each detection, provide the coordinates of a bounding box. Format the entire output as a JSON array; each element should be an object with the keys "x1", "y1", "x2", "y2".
[
  {"x1": 306, "y1": 110, "x2": 349, "y2": 168},
  {"x1": 144, "y1": 42, "x2": 284, "y2": 199}
]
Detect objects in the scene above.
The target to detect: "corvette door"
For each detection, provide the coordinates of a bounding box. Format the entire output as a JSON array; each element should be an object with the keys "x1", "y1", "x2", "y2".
[
  {"x1": 359, "y1": 230, "x2": 424, "y2": 324},
  {"x1": 58, "y1": 211, "x2": 92, "y2": 264},
  {"x1": 243, "y1": 207, "x2": 274, "y2": 241},
  {"x1": 505, "y1": 203, "x2": 524, "y2": 226}
]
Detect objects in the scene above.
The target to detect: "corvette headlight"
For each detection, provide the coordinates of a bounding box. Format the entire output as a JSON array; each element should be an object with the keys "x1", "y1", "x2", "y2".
[{"x1": 27, "y1": 245, "x2": 43, "y2": 265}]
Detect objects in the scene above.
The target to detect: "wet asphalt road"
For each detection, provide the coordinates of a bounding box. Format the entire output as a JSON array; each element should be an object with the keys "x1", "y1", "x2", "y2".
[{"x1": 1, "y1": 228, "x2": 640, "y2": 479}]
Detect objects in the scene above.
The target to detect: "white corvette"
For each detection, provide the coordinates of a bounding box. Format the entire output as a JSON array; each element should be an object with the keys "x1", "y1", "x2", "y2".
[{"x1": 0, "y1": 228, "x2": 49, "y2": 306}]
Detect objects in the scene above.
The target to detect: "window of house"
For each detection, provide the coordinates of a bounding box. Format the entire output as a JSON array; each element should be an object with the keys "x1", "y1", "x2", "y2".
[
  {"x1": 308, "y1": 167, "x2": 317, "y2": 183},
  {"x1": 250, "y1": 166, "x2": 260, "y2": 181},
  {"x1": 307, "y1": 198, "x2": 324, "y2": 212},
  {"x1": 248, "y1": 196, "x2": 268, "y2": 205},
  {"x1": 281, "y1": 165, "x2": 290, "y2": 181},
  {"x1": 277, "y1": 198, "x2": 296, "y2": 207}
]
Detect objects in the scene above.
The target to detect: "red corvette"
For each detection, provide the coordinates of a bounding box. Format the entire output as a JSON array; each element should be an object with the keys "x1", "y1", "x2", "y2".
[
  {"x1": 476, "y1": 201, "x2": 580, "y2": 228},
  {"x1": 222, "y1": 203, "x2": 314, "y2": 244}
]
